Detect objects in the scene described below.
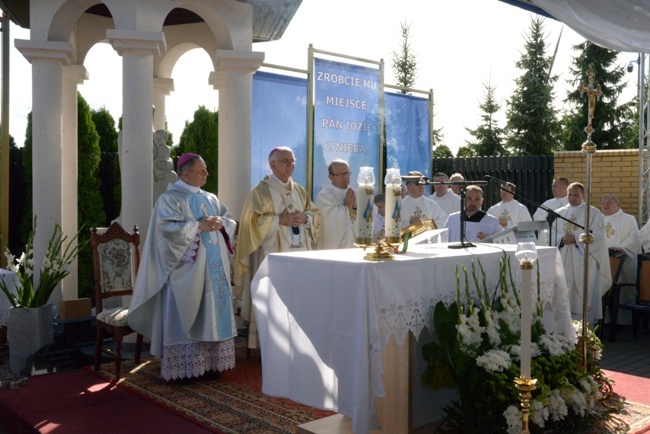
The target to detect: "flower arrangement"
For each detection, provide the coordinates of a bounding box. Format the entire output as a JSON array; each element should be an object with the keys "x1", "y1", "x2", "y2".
[
  {"x1": 0, "y1": 218, "x2": 85, "y2": 308},
  {"x1": 422, "y1": 258, "x2": 610, "y2": 433}
]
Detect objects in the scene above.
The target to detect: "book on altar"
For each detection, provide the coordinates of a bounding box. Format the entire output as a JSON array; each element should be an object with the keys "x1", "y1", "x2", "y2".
[{"x1": 409, "y1": 228, "x2": 448, "y2": 244}]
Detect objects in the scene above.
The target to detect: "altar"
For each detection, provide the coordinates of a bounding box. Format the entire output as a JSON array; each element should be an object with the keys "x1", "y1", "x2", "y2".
[{"x1": 251, "y1": 243, "x2": 573, "y2": 433}]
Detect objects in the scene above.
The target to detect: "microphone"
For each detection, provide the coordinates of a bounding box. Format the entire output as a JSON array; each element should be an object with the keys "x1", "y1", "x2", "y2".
[{"x1": 292, "y1": 226, "x2": 300, "y2": 235}]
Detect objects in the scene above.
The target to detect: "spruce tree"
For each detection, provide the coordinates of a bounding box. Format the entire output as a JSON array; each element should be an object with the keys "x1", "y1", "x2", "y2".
[
  {"x1": 505, "y1": 17, "x2": 560, "y2": 155},
  {"x1": 560, "y1": 41, "x2": 635, "y2": 150},
  {"x1": 466, "y1": 80, "x2": 507, "y2": 156}
]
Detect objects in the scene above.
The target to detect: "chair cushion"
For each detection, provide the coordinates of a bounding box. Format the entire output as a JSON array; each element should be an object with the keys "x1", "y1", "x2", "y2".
[{"x1": 96, "y1": 307, "x2": 129, "y2": 326}]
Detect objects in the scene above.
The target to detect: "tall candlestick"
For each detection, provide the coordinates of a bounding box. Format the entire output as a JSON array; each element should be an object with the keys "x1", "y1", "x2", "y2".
[
  {"x1": 356, "y1": 167, "x2": 375, "y2": 244},
  {"x1": 384, "y1": 168, "x2": 402, "y2": 242},
  {"x1": 520, "y1": 266, "x2": 532, "y2": 379},
  {"x1": 515, "y1": 242, "x2": 537, "y2": 380}
]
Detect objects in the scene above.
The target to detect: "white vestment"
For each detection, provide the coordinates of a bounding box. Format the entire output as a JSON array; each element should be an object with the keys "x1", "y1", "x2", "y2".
[
  {"x1": 552, "y1": 203, "x2": 612, "y2": 326},
  {"x1": 234, "y1": 175, "x2": 320, "y2": 349},
  {"x1": 128, "y1": 181, "x2": 237, "y2": 380},
  {"x1": 604, "y1": 209, "x2": 640, "y2": 325},
  {"x1": 487, "y1": 199, "x2": 532, "y2": 229},
  {"x1": 533, "y1": 196, "x2": 569, "y2": 246},
  {"x1": 533, "y1": 196, "x2": 569, "y2": 221},
  {"x1": 640, "y1": 220, "x2": 650, "y2": 253},
  {"x1": 444, "y1": 211, "x2": 502, "y2": 243},
  {"x1": 429, "y1": 190, "x2": 461, "y2": 216},
  {"x1": 315, "y1": 185, "x2": 356, "y2": 249},
  {"x1": 400, "y1": 195, "x2": 447, "y2": 230}
]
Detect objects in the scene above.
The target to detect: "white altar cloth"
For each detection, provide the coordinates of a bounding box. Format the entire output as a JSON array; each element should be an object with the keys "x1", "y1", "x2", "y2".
[
  {"x1": 251, "y1": 244, "x2": 572, "y2": 434},
  {"x1": 0, "y1": 270, "x2": 19, "y2": 327}
]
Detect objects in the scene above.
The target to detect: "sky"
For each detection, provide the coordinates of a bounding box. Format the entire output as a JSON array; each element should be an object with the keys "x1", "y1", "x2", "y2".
[{"x1": 3, "y1": 0, "x2": 641, "y2": 155}]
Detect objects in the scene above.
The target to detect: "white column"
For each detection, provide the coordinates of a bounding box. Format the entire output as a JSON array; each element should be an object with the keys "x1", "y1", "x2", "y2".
[
  {"x1": 108, "y1": 30, "x2": 165, "y2": 240},
  {"x1": 59, "y1": 65, "x2": 88, "y2": 301},
  {"x1": 15, "y1": 40, "x2": 74, "y2": 294},
  {"x1": 213, "y1": 50, "x2": 264, "y2": 218},
  {"x1": 153, "y1": 77, "x2": 174, "y2": 131}
]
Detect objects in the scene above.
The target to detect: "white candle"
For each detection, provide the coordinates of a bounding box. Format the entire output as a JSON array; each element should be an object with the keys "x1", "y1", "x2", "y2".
[
  {"x1": 356, "y1": 183, "x2": 374, "y2": 241},
  {"x1": 384, "y1": 185, "x2": 402, "y2": 239},
  {"x1": 520, "y1": 266, "x2": 532, "y2": 379}
]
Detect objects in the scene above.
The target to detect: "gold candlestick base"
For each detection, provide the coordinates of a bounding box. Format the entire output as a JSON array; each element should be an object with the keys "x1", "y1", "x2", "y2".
[
  {"x1": 514, "y1": 377, "x2": 537, "y2": 434},
  {"x1": 355, "y1": 238, "x2": 398, "y2": 261}
]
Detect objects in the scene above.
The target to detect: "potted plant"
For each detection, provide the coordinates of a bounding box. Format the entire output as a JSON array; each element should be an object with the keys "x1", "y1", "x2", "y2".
[{"x1": 0, "y1": 218, "x2": 85, "y2": 374}]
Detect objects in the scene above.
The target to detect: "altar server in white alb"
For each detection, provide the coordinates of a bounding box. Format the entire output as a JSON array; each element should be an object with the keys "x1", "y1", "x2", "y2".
[
  {"x1": 428, "y1": 172, "x2": 461, "y2": 216},
  {"x1": 315, "y1": 159, "x2": 356, "y2": 249},
  {"x1": 486, "y1": 181, "x2": 532, "y2": 229},
  {"x1": 601, "y1": 195, "x2": 640, "y2": 324},
  {"x1": 533, "y1": 177, "x2": 570, "y2": 222},
  {"x1": 552, "y1": 182, "x2": 611, "y2": 327},
  {"x1": 401, "y1": 170, "x2": 447, "y2": 230},
  {"x1": 128, "y1": 153, "x2": 237, "y2": 381},
  {"x1": 445, "y1": 185, "x2": 502, "y2": 242}
]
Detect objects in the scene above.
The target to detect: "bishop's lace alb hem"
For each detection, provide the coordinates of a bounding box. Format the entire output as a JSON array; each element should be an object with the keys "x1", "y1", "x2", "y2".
[{"x1": 161, "y1": 338, "x2": 235, "y2": 381}]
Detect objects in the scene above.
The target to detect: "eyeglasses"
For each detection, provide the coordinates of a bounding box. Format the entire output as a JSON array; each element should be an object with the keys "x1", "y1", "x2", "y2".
[
  {"x1": 274, "y1": 158, "x2": 296, "y2": 165},
  {"x1": 331, "y1": 171, "x2": 351, "y2": 177}
]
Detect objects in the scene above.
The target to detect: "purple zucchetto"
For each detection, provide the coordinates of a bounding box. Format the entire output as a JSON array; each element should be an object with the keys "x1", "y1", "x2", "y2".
[
  {"x1": 177, "y1": 153, "x2": 199, "y2": 171},
  {"x1": 268, "y1": 147, "x2": 280, "y2": 161}
]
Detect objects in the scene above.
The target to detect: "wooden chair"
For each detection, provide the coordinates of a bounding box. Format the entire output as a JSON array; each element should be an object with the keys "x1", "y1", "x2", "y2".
[
  {"x1": 91, "y1": 223, "x2": 143, "y2": 379},
  {"x1": 599, "y1": 249, "x2": 627, "y2": 340},
  {"x1": 610, "y1": 253, "x2": 650, "y2": 341}
]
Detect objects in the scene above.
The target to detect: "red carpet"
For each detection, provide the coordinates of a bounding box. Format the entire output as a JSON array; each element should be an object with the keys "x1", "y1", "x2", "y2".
[
  {"x1": 604, "y1": 370, "x2": 650, "y2": 434},
  {"x1": 0, "y1": 368, "x2": 217, "y2": 434}
]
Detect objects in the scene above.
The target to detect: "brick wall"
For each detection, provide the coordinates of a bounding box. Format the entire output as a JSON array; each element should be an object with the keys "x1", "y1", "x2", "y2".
[{"x1": 553, "y1": 149, "x2": 642, "y2": 216}]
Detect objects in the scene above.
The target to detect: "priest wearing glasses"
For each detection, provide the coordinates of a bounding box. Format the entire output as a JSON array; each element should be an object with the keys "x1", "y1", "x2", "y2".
[{"x1": 235, "y1": 146, "x2": 320, "y2": 349}]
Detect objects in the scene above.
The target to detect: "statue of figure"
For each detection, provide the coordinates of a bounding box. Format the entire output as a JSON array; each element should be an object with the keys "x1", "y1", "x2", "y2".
[{"x1": 153, "y1": 129, "x2": 178, "y2": 203}]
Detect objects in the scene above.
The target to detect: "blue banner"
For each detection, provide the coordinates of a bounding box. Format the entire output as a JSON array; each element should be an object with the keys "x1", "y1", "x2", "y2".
[
  {"x1": 252, "y1": 71, "x2": 308, "y2": 187},
  {"x1": 385, "y1": 92, "x2": 431, "y2": 178},
  {"x1": 313, "y1": 58, "x2": 380, "y2": 196}
]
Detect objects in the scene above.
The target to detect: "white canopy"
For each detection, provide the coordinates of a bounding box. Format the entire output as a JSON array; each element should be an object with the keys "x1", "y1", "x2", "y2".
[{"x1": 515, "y1": 0, "x2": 650, "y2": 53}]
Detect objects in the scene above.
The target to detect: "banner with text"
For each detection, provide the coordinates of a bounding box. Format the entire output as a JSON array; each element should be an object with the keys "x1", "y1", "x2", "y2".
[
  {"x1": 385, "y1": 92, "x2": 431, "y2": 178},
  {"x1": 252, "y1": 71, "x2": 308, "y2": 187},
  {"x1": 313, "y1": 58, "x2": 380, "y2": 196}
]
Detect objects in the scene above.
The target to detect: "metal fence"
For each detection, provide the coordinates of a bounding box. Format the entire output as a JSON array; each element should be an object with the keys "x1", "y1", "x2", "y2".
[{"x1": 432, "y1": 155, "x2": 555, "y2": 214}]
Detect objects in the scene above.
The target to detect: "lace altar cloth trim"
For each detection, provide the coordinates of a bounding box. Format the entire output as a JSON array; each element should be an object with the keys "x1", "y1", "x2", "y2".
[
  {"x1": 367, "y1": 253, "x2": 569, "y2": 399},
  {"x1": 161, "y1": 338, "x2": 235, "y2": 381}
]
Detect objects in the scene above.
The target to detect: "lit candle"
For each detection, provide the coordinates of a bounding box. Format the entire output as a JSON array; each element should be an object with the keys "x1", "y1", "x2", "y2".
[
  {"x1": 515, "y1": 242, "x2": 537, "y2": 379},
  {"x1": 384, "y1": 168, "x2": 402, "y2": 241},
  {"x1": 356, "y1": 167, "x2": 375, "y2": 244}
]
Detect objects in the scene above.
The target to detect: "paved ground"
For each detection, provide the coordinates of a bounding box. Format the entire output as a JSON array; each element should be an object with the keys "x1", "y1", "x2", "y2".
[
  {"x1": 0, "y1": 323, "x2": 648, "y2": 434},
  {"x1": 599, "y1": 322, "x2": 650, "y2": 378}
]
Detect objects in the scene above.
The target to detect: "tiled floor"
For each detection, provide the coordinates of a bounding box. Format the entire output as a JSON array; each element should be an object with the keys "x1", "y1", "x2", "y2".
[
  {"x1": 599, "y1": 322, "x2": 650, "y2": 378},
  {"x1": 0, "y1": 325, "x2": 648, "y2": 434}
]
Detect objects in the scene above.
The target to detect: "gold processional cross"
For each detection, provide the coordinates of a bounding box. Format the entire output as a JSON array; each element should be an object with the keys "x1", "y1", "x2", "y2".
[{"x1": 580, "y1": 68, "x2": 603, "y2": 141}]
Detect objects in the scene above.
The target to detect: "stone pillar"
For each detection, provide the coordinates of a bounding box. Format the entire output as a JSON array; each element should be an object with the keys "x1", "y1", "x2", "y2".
[
  {"x1": 107, "y1": 30, "x2": 165, "y2": 240},
  {"x1": 213, "y1": 50, "x2": 264, "y2": 218},
  {"x1": 15, "y1": 40, "x2": 74, "y2": 294},
  {"x1": 153, "y1": 77, "x2": 174, "y2": 131},
  {"x1": 59, "y1": 65, "x2": 88, "y2": 301}
]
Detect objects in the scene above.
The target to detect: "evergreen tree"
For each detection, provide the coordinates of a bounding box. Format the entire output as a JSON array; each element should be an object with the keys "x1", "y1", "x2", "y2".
[
  {"x1": 178, "y1": 106, "x2": 219, "y2": 192},
  {"x1": 560, "y1": 41, "x2": 635, "y2": 150},
  {"x1": 91, "y1": 107, "x2": 121, "y2": 222},
  {"x1": 432, "y1": 144, "x2": 453, "y2": 158},
  {"x1": 391, "y1": 19, "x2": 417, "y2": 94},
  {"x1": 456, "y1": 146, "x2": 474, "y2": 158},
  {"x1": 389, "y1": 19, "x2": 444, "y2": 149},
  {"x1": 505, "y1": 17, "x2": 560, "y2": 155},
  {"x1": 20, "y1": 113, "x2": 33, "y2": 245},
  {"x1": 77, "y1": 93, "x2": 105, "y2": 298},
  {"x1": 466, "y1": 80, "x2": 507, "y2": 156}
]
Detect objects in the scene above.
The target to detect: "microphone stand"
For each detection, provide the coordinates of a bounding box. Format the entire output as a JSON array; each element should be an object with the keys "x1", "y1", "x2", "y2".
[
  {"x1": 404, "y1": 176, "x2": 487, "y2": 249},
  {"x1": 483, "y1": 175, "x2": 584, "y2": 246}
]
